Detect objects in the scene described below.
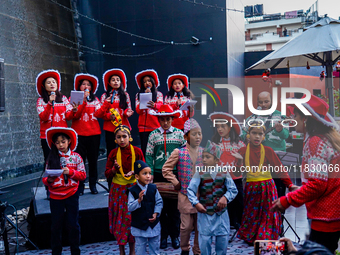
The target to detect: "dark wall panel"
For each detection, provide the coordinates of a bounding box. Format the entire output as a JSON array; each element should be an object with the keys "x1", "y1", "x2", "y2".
[{"x1": 77, "y1": 0, "x2": 227, "y2": 143}]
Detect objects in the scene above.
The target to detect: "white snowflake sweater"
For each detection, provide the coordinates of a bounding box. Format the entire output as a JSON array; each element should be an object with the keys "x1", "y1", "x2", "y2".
[
  {"x1": 281, "y1": 135, "x2": 340, "y2": 232},
  {"x1": 70, "y1": 96, "x2": 102, "y2": 136}
]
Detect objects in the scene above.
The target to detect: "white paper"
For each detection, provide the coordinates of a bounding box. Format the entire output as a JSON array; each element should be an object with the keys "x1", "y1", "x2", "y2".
[
  {"x1": 180, "y1": 100, "x2": 197, "y2": 111},
  {"x1": 140, "y1": 93, "x2": 152, "y2": 110},
  {"x1": 43, "y1": 169, "x2": 64, "y2": 178},
  {"x1": 70, "y1": 91, "x2": 84, "y2": 105}
]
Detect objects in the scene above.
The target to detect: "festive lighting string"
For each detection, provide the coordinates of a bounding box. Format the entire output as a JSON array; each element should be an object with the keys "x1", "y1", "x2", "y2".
[
  {"x1": 0, "y1": 26, "x2": 77, "y2": 59},
  {"x1": 178, "y1": 0, "x2": 244, "y2": 13},
  {"x1": 0, "y1": 11, "x2": 171, "y2": 58},
  {"x1": 48, "y1": 0, "x2": 211, "y2": 45}
]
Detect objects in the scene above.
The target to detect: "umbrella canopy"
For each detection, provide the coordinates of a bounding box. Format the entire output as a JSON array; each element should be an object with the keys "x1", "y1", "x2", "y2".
[
  {"x1": 246, "y1": 17, "x2": 340, "y2": 70},
  {"x1": 246, "y1": 17, "x2": 340, "y2": 116}
]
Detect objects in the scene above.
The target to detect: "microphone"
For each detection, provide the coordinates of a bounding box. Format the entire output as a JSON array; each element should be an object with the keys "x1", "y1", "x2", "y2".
[
  {"x1": 60, "y1": 157, "x2": 68, "y2": 185},
  {"x1": 51, "y1": 91, "x2": 55, "y2": 107},
  {"x1": 111, "y1": 91, "x2": 116, "y2": 104},
  {"x1": 257, "y1": 106, "x2": 262, "y2": 110},
  {"x1": 85, "y1": 89, "x2": 90, "y2": 101},
  {"x1": 176, "y1": 92, "x2": 181, "y2": 107}
]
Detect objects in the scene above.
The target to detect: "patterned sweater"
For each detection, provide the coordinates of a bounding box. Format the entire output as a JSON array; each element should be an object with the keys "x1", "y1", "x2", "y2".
[
  {"x1": 164, "y1": 93, "x2": 193, "y2": 130},
  {"x1": 146, "y1": 127, "x2": 186, "y2": 174},
  {"x1": 135, "y1": 91, "x2": 163, "y2": 132},
  {"x1": 96, "y1": 92, "x2": 132, "y2": 132},
  {"x1": 199, "y1": 172, "x2": 228, "y2": 216},
  {"x1": 36, "y1": 96, "x2": 74, "y2": 139},
  {"x1": 42, "y1": 150, "x2": 86, "y2": 200},
  {"x1": 70, "y1": 97, "x2": 102, "y2": 136},
  {"x1": 219, "y1": 138, "x2": 246, "y2": 179},
  {"x1": 242, "y1": 110, "x2": 289, "y2": 152},
  {"x1": 280, "y1": 135, "x2": 340, "y2": 232}
]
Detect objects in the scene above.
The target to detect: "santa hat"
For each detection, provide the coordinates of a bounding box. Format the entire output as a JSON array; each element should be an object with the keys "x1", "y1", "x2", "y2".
[
  {"x1": 102, "y1": 68, "x2": 127, "y2": 91},
  {"x1": 45, "y1": 127, "x2": 78, "y2": 151},
  {"x1": 36, "y1": 69, "x2": 61, "y2": 97},
  {"x1": 149, "y1": 104, "x2": 181, "y2": 118},
  {"x1": 209, "y1": 112, "x2": 241, "y2": 136},
  {"x1": 295, "y1": 95, "x2": 339, "y2": 129},
  {"x1": 167, "y1": 73, "x2": 189, "y2": 91},
  {"x1": 135, "y1": 69, "x2": 160, "y2": 89},
  {"x1": 74, "y1": 73, "x2": 99, "y2": 94}
]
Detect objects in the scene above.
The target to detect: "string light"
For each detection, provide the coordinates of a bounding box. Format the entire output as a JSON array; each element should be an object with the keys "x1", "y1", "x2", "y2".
[
  {"x1": 48, "y1": 0, "x2": 209, "y2": 45},
  {"x1": 178, "y1": 0, "x2": 244, "y2": 13},
  {"x1": 0, "y1": 11, "x2": 171, "y2": 58}
]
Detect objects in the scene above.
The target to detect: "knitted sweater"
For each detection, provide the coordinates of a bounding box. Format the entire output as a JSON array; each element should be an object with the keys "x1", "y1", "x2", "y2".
[
  {"x1": 135, "y1": 91, "x2": 163, "y2": 132},
  {"x1": 146, "y1": 127, "x2": 186, "y2": 174},
  {"x1": 42, "y1": 151, "x2": 86, "y2": 200},
  {"x1": 70, "y1": 97, "x2": 102, "y2": 136},
  {"x1": 96, "y1": 92, "x2": 132, "y2": 132},
  {"x1": 164, "y1": 93, "x2": 193, "y2": 130},
  {"x1": 36, "y1": 96, "x2": 74, "y2": 139},
  {"x1": 280, "y1": 135, "x2": 340, "y2": 232},
  {"x1": 219, "y1": 138, "x2": 246, "y2": 179},
  {"x1": 199, "y1": 172, "x2": 227, "y2": 216},
  {"x1": 242, "y1": 110, "x2": 289, "y2": 152}
]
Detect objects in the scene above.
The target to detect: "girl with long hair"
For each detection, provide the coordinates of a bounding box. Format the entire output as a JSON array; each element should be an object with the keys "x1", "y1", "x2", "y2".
[
  {"x1": 105, "y1": 125, "x2": 144, "y2": 255},
  {"x1": 71, "y1": 73, "x2": 102, "y2": 195},
  {"x1": 96, "y1": 69, "x2": 134, "y2": 155},
  {"x1": 164, "y1": 74, "x2": 194, "y2": 130},
  {"x1": 36, "y1": 70, "x2": 77, "y2": 162},
  {"x1": 43, "y1": 127, "x2": 86, "y2": 255},
  {"x1": 271, "y1": 95, "x2": 340, "y2": 254},
  {"x1": 135, "y1": 69, "x2": 163, "y2": 156}
]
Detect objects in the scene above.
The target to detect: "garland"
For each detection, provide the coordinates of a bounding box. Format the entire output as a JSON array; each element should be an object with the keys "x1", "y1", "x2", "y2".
[
  {"x1": 245, "y1": 144, "x2": 265, "y2": 177},
  {"x1": 116, "y1": 144, "x2": 135, "y2": 180}
]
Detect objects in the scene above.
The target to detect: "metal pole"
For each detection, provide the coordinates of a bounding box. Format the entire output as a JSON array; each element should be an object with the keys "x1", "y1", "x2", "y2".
[{"x1": 325, "y1": 51, "x2": 335, "y2": 116}]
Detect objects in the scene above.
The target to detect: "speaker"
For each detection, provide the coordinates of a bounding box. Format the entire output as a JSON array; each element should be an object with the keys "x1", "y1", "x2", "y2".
[{"x1": 0, "y1": 58, "x2": 4, "y2": 112}]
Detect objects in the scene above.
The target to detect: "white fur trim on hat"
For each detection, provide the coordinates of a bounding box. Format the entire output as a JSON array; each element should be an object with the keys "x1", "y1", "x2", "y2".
[
  {"x1": 148, "y1": 109, "x2": 183, "y2": 118},
  {"x1": 45, "y1": 127, "x2": 78, "y2": 151},
  {"x1": 209, "y1": 112, "x2": 242, "y2": 136},
  {"x1": 167, "y1": 73, "x2": 189, "y2": 91},
  {"x1": 135, "y1": 69, "x2": 160, "y2": 89},
  {"x1": 303, "y1": 103, "x2": 339, "y2": 130},
  {"x1": 36, "y1": 69, "x2": 61, "y2": 97},
  {"x1": 102, "y1": 68, "x2": 127, "y2": 91},
  {"x1": 74, "y1": 73, "x2": 99, "y2": 94}
]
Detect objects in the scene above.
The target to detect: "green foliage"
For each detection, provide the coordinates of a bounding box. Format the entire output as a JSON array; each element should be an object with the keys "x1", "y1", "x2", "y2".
[{"x1": 316, "y1": 89, "x2": 340, "y2": 117}]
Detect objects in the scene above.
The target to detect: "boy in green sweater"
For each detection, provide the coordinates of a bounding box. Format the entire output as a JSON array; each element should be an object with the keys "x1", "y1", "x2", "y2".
[{"x1": 146, "y1": 104, "x2": 186, "y2": 249}]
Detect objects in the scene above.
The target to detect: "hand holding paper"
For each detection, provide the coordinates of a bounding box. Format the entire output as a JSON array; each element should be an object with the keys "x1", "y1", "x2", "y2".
[{"x1": 180, "y1": 100, "x2": 197, "y2": 111}]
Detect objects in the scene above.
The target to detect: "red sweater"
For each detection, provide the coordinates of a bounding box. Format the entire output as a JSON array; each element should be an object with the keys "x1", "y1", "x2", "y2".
[
  {"x1": 36, "y1": 96, "x2": 74, "y2": 139},
  {"x1": 219, "y1": 138, "x2": 246, "y2": 180},
  {"x1": 135, "y1": 91, "x2": 163, "y2": 132},
  {"x1": 237, "y1": 144, "x2": 293, "y2": 187},
  {"x1": 280, "y1": 135, "x2": 340, "y2": 232},
  {"x1": 42, "y1": 151, "x2": 86, "y2": 200},
  {"x1": 70, "y1": 97, "x2": 101, "y2": 136},
  {"x1": 164, "y1": 94, "x2": 194, "y2": 130},
  {"x1": 105, "y1": 144, "x2": 145, "y2": 180},
  {"x1": 97, "y1": 92, "x2": 132, "y2": 132}
]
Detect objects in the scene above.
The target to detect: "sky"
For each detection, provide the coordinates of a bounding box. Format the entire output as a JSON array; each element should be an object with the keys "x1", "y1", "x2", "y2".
[{"x1": 241, "y1": 0, "x2": 340, "y2": 20}]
